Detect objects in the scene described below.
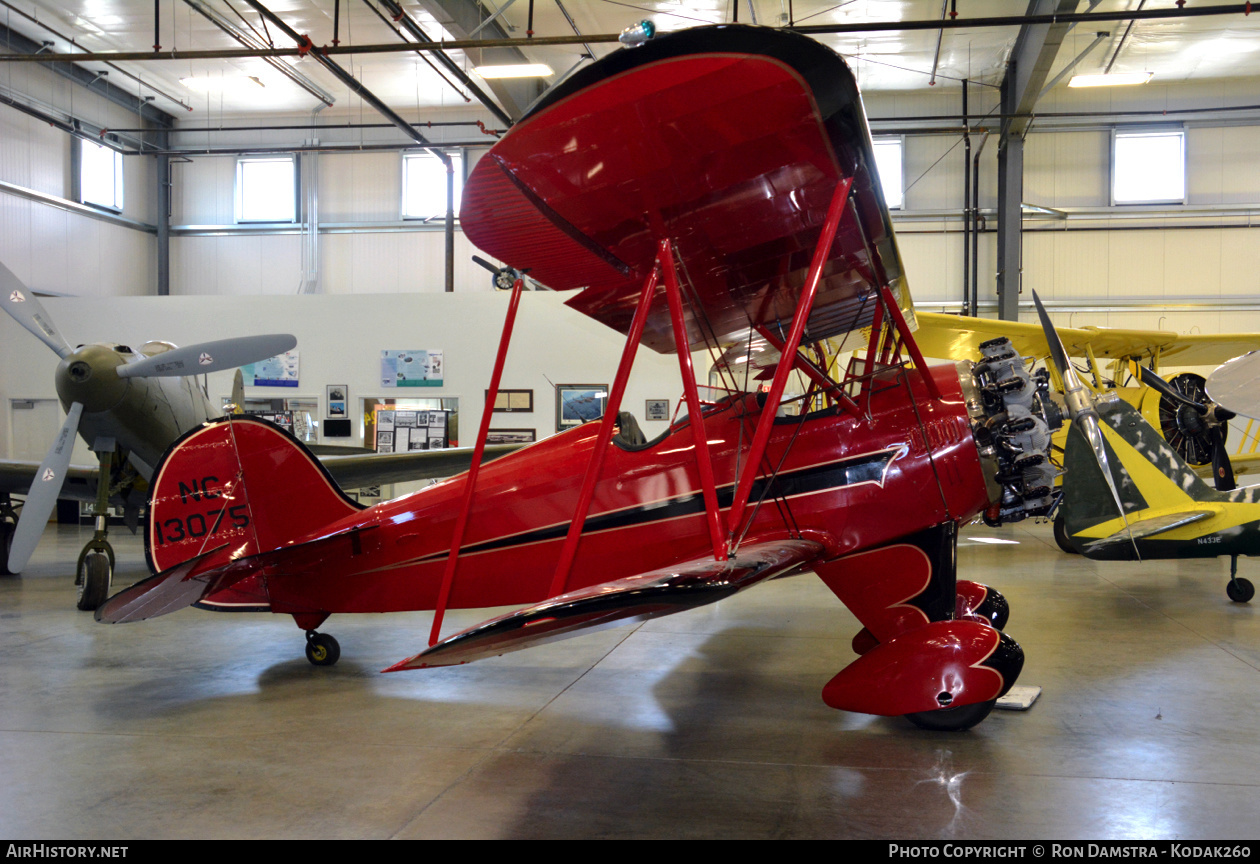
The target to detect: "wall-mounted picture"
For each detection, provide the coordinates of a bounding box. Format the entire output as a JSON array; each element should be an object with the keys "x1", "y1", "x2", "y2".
[
  {"x1": 486, "y1": 428, "x2": 536, "y2": 445},
  {"x1": 488, "y1": 389, "x2": 534, "y2": 413},
  {"x1": 645, "y1": 399, "x2": 670, "y2": 421},
  {"x1": 242, "y1": 349, "x2": 300, "y2": 388},
  {"x1": 326, "y1": 384, "x2": 347, "y2": 418},
  {"x1": 381, "y1": 349, "x2": 443, "y2": 388},
  {"x1": 556, "y1": 384, "x2": 608, "y2": 432}
]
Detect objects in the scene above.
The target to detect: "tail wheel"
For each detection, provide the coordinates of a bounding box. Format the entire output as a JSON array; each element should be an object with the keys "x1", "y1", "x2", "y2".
[
  {"x1": 76, "y1": 552, "x2": 111, "y2": 611},
  {"x1": 905, "y1": 699, "x2": 997, "y2": 732},
  {"x1": 1053, "y1": 514, "x2": 1078, "y2": 554},
  {"x1": 1227, "y1": 577, "x2": 1255, "y2": 604},
  {"x1": 305, "y1": 632, "x2": 341, "y2": 666}
]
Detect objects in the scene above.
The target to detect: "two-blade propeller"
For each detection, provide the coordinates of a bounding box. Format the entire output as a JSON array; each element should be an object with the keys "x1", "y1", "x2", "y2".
[
  {"x1": 1135, "y1": 364, "x2": 1236, "y2": 491},
  {"x1": 2, "y1": 264, "x2": 295, "y2": 574},
  {"x1": 1031, "y1": 290, "x2": 1141, "y2": 559}
]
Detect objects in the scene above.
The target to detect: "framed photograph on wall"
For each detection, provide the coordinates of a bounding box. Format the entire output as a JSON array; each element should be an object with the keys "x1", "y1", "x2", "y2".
[
  {"x1": 487, "y1": 389, "x2": 534, "y2": 413},
  {"x1": 556, "y1": 384, "x2": 608, "y2": 432},
  {"x1": 326, "y1": 384, "x2": 348, "y2": 418},
  {"x1": 645, "y1": 399, "x2": 669, "y2": 421},
  {"x1": 486, "y1": 428, "x2": 536, "y2": 445}
]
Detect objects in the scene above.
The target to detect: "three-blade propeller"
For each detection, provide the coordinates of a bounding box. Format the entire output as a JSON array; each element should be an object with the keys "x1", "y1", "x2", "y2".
[
  {"x1": 1, "y1": 262, "x2": 73, "y2": 359},
  {"x1": 2, "y1": 265, "x2": 295, "y2": 574},
  {"x1": 1031, "y1": 290, "x2": 1141, "y2": 560}
]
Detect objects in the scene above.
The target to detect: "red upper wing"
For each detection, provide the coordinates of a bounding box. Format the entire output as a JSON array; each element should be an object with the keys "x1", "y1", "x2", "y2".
[{"x1": 461, "y1": 25, "x2": 912, "y2": 354}]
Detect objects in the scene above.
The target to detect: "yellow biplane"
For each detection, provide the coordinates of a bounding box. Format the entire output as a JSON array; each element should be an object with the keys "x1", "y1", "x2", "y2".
[{"x1": 914, "y1": 311, "x2": 1260, "y2": 490}]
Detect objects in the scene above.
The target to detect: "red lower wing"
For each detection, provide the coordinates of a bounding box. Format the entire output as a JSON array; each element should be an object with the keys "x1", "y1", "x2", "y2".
[{"x1": 386, "y1": 538, "x2": 824, "y2": 671}]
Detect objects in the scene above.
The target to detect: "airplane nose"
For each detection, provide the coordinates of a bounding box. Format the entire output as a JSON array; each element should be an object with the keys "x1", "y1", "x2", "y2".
[{"x1": 55, "y1": 344, "x2": 128, "y2": 413}]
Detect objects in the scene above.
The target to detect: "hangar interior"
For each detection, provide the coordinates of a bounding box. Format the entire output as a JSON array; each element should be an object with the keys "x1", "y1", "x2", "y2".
[{"x1": 3, "y1": 0, "x2": 1260, "y2": 840}]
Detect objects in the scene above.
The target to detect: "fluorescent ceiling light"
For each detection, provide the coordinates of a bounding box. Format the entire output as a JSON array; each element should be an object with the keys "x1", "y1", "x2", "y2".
[
  {"x1": 1068, "y1": 72, "x2": 1153, "y2": 88},
  {"x1": 473, "y1": 63, "x2": 553, "y2": 79},
  {"x1": 180, "y1": 75, "x2": 265, "y2": 92}
]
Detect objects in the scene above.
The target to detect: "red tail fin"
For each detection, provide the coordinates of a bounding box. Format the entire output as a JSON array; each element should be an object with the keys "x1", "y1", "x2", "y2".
[{"x1": 146, "y1": 416, "x2": 362, "y2": 576}]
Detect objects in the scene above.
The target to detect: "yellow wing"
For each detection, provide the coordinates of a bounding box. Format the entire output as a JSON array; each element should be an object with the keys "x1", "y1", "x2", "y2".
[{"x1": 915, "y1": 312, "x2": 1260, "y2": 367}]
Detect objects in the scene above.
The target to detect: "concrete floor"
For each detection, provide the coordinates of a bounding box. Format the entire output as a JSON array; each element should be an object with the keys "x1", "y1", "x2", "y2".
[{"x1": 3, "y1": 520, "x2": 1260, "y2": 839}]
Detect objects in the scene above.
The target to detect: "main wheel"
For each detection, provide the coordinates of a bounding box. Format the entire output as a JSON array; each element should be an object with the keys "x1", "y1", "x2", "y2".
[
  {"x1": 905, "y1": 699, "x2": 997, "y2": 732},
  {"x1": 1053, "y1": 514, "x2": 1078, "y2": 554},
  {"x1": 0, "y1": 520, "x2": 15, "y2": 576},
  {"x1": 1227, "y1": 577, "x2": 1255, "y2": 604},
  {"x1": 305, "y1": 632, "x2": 341, "y2": 667},
  {"x1": 76, "y1": 552, "x2": 111, "y2": 611}
]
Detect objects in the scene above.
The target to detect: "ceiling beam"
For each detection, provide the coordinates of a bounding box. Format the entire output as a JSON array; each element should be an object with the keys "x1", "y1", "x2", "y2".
[
  {"x1": 0, "y1": 4, "x2": 1249, "y2": 65},
  {"x1": 369, "y1": 0, "x2": 514, "y2": 127},
  {"x1": 995, "y1": 0, "x2": 1077, "y2": 322},
  {"x1": 0, "y1": 21, "x2": 175, "y2": 134},
  {"x1": 411, "y1": 0, "x2": 542, "y2": 122},
  {"x1": 240, "y1": 0, "x2": 447, "y2": 161}
]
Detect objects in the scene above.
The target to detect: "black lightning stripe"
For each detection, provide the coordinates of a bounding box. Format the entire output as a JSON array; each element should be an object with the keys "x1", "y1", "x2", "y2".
[{"x1": 412, "y1": 448, "x2": 900, "y2": 563}]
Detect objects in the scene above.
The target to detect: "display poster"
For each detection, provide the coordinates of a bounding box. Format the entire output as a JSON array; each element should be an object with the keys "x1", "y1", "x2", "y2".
[
  {"x1": 374, "y1": 409, "x2": 450, "y2": 453},
  {"x1": 248, "y1": 411, "x2": 295, "y2": 435},
  {"x1": 242, "y1": 350, "x2": 300, "y2": 388},
  {"x1": 381, "y1": 350, "x2": 443, "y2": 388}
]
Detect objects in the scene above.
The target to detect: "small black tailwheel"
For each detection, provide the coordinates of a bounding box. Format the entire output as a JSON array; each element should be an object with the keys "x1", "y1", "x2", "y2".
[
  {"x1": 1227, "y1": 577, "x2": 1254, "y2": 604},
  {"x1": 905, "y1": 699, "x2": 997, "y2": 732},
  {"x1": 1053, "y1": 514, "x2": 1078, "y2": 554},
  {"x1": 76, "y1": 551, "x2": 111, "y2": 612},
  {"x1": 305, "y1": 631, "x2": 341, "y2": 667}
]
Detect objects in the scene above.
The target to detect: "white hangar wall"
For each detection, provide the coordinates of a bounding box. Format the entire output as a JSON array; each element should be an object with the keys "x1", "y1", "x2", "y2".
[
  {"x1": 2, "y1": 59, "x2": 1260, "y2": 330},
  {"x1": 864, "y1": 75, "x2": 1260, "y2": 336},
  {"x1": 0, "y1": 291, "x2": 702, "y2": 487},
  {"x1": 0, "y1": 59, "x2": 157, "y2": 298}
]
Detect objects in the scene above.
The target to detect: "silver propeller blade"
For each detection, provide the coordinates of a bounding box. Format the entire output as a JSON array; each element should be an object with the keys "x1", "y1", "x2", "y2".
[
  {"x1": 8, "y1": 402, "x2": 84, "y2": 574},
  {"x1": 1032, "y1": 291, "x2": 1139, "y2": 559},
  {"x1": 0, "y1": 262, "x2": 73, "y2": 358},
  {"x1": 1207, "y1": 350, "x2": 1260, "y2": 421},
  {"x1": 116, "y1": 334, "x2": 297, "y2": 378}
]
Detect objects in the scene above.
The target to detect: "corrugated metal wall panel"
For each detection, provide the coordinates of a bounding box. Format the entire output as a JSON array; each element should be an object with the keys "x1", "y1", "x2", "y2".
[
  {"x1": 1105, "y1": 231, "x2": 1166, "y2": 299},
  {"x1": 320, "y1": 152, "x2": 399, "y2": 222},
  {"x1": 1164, "y1": 229, "x2": 1223, "y2": 298}
]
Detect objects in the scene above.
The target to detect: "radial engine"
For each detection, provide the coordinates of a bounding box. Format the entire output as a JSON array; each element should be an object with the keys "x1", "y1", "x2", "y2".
[{"x1": 961, "y1": 336, "x2": 1063, "y2": 525}]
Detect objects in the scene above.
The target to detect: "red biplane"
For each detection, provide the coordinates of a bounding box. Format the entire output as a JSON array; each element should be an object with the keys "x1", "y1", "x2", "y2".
[{"x1": 97, "y1": 25, "x2": 1061, "y2": 731}]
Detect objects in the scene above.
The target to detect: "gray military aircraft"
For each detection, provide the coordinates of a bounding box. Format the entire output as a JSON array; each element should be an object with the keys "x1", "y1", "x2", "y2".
[{"x1": 1, "y1": 262, "x2": 516, "y2": 609}]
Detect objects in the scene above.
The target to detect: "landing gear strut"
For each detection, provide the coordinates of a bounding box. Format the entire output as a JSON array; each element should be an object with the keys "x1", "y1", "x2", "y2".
[{"x1": 74, "y1": 445, "x2": 117, "y2": 611}]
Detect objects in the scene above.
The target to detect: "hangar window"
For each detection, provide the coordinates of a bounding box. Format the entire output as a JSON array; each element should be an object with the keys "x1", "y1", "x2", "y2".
[
  {"x1": 79, "y1": 139, "x2": 124, "y2": 212},
  {"x1": 872, "y1": 137, "x2": 904, "y2": 209},
  {"x1": 236, "y1": 156, "x2": 297, "y2": 222},
  {"x1": 402, "y1": 151, "x2": 463, "y2": 221},
  {"x1": 1112, "y1": 129, "x2": 1185, "y2": 205}
]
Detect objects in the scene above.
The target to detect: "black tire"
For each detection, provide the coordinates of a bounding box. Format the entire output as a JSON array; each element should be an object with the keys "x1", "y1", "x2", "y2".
[
  {"x1": 1227, "y1": 577, "x2": 1255, "y2": 604},
  {"x1": 1053, "y1": 514, "x2": 1078, "y2": 554},
  {"x1": 0, "y1": 521, "x2": 15, "y2": 576},
  {"x1": 305, "y1": 633, "x2": 341, "y2": 667},
  {"x1": 905, "y1": 699, "x2": 997, "y2": 732},
  {"x1": 76, "y1": 552, "x2": 111, "y2": 611}
]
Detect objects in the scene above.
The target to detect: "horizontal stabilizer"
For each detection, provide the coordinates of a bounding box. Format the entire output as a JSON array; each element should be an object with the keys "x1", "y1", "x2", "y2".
[
  {"x1": 1079, "y1": 509, "x2": 1216, "y2": 551},
  {"x1": 386, "y1": 539, "x2": 823, "y2": 671},
  {"x1": 99, "y1": 520, "x2": 381, "y2": 623},
  {"x1": 95, "y1": 544, "x2": 234, "y2": 623}
]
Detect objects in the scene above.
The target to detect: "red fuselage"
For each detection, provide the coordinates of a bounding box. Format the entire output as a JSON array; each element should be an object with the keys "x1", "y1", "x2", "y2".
[{"x1": 206, "y1": 364, "x2": 990, "y2": 619}]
